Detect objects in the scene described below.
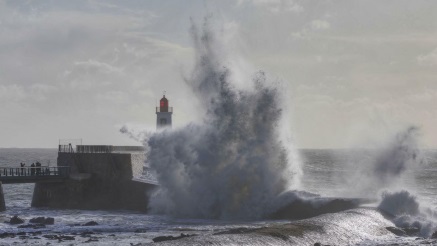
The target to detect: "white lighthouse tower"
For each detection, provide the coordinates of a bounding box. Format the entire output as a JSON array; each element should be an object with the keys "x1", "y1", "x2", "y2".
[{"x1": 156, "y1": 93, "x2": 172, "y2": 129}]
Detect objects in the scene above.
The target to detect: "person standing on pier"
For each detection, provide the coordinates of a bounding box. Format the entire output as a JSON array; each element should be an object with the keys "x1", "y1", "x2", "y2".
[
  {"x1": 36, "y1": 161, "x2": 41, "y2": 175},
  {"x1": 20, "y1": 163, "x2": 25, "y2": 176},
  {"x1": 30, "y1": 163, "x2": 35, "y2": 176}
]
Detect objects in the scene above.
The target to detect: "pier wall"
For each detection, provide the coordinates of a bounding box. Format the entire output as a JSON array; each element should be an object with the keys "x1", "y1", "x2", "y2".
[
  {"x1": 32, "y1": 151, "x2": 156, "y2": 211},
  {"x1": 0, "y1": 182, "x2": 5, "y2": 211}
]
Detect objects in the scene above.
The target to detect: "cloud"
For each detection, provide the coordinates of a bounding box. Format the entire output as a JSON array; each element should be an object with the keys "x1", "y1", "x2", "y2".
[
  {"x1": 0, "y1": 85, "x2": 26, "y2": 102},
  {"x1": 238, "y1": 0, "x2": 303, "y2": 13},
  {"x1": 310, "y1": 19, "x2": 330, "y2": 30},
  {"x1": 29, "y1": 84, "x2": 58, "y2": 101},
  {"x1": 406, "y1": 89, "x2": 437, "y2": 104},
  {"x1": 74, "y1": 60, "x2": 124, "y2": 75},
  {"x1": 96, "y1": 91, "x2": 129, "y2": 105},
  {"x1": 290, "y1": 19, "x2": 331, "y2": 40},
  {"x1": 417, "y1": 48, "x2": 437, "y2": 66},
  {"x1": 0, "y1": 84, "x2": 57, "y2": 103}
]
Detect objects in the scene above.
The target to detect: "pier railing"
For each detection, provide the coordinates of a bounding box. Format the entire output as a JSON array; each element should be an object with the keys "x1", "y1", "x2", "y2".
[
  {"x1": 59, "y1": 144, "x2": 75, "y2": 153},
  {"x1": 59, "y1": 145, "x2": 145, "y2": 153},
  {"x1": 76, "y1": 145, "x2": 113, "y2": 153},
  {"x1": 0, "y1": 166, "x2": 70, "y2": 178}
]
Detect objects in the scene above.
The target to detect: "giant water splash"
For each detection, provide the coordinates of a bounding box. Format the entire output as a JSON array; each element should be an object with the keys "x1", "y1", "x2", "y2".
[{"x1": 144, "y1": 20, "x2": 301, "y2": 219}]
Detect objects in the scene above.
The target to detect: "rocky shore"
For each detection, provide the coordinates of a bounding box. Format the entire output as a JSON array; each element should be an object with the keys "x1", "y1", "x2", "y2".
[
  {"x1": 3, "y1": 212, "x2": 437, "y2": 245},
  {"x1": 1, "y1": 215, "x2": 105, "y2": 244},
  {"x1": 0, "y1": 214, "x2": 195, "y2": 245}
]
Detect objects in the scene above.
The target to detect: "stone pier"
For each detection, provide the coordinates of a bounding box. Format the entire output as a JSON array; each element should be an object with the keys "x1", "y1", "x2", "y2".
[
  {"x1": 0, "y1": 182, "x2": 5, "y2": 212},
  {"x1": 32, "y1": 146, "x2": 157, "y2": 212}
]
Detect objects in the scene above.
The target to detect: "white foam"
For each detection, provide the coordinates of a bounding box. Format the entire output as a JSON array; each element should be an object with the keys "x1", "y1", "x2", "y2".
[{"x1": 378, "y1": 190, "x2": 437, "y2": 237}]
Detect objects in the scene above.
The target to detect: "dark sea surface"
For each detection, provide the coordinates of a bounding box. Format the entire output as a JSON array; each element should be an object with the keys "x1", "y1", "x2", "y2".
[{"x1": 0, "y1": 148, "x2": 436, "y2": 245}]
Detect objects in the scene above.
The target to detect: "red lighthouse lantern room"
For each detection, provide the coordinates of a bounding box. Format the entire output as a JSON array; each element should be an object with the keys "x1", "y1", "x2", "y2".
[
  {"x1": 156, "y1": 93, "x2": 173, "y2": 129},
  {"x1": 159, "y1": 95, "x2": 169, "y2": 112}
]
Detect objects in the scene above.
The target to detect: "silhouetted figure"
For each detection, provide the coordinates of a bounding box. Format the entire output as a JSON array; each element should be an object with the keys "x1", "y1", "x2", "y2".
[
  {"x1": 20, "y1": 163, "x2": 25, "y2": 176},
  {"x1": 36, "y1": 162, "x2": 41, "y2": 175},
  {"x1": 31, "y1": 163, "x2": 35, "y2": 176}
]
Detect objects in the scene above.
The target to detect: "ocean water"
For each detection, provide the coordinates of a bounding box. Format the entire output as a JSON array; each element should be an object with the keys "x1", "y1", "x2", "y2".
[{"x1": 0, "y1": 148, "x2": 436, "y2": 245}]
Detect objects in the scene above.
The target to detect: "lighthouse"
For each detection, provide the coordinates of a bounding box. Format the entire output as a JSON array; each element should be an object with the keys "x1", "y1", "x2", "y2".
[{"x1": 156, "y1": 94, "x2": 173, "y2": 129}]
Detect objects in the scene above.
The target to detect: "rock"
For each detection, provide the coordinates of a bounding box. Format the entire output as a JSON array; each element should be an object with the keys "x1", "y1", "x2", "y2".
[
  {"x1": 9, "y1": 215, "x2": 25, "y2": 225},
  {"x1": 420, "y1": 241, "x2": 434, "y2": 245},
  {"x1": 269, "y1": 193, "x2": 366, "y2": 220},
  {"x1": 82, "y1": 221, "x2": 98, "y2": 226},
  {"x1": 403, "y1": 227, "x2": 420, "y2": 236},
  {"x1": 0, "y1": 232, "x2": 15, "y2": 238},
  {"x1": 43, "y1": 235, "x2": 75, "y2": 241},
  {"x1": 80, "y1": 231, "x2": 94, "y2": 238},
  {"x1": 60, "y1": 235, "x2": 75, "y2": 240},
  {"x1": 152, "y1": 233, "x2": 195, "y2": 243},
  {"x1": 386, "y1": 226, "x2": 406, "y2": 236},
  {"x1": 29, "y1": 217, "x2": 45, "y2": 224},
  {"x1": 43, "y1": 235, "x2": 58, "y2": 240},
  {"x1": 314, "y1": 243, "x2": 322, "y2": 246},
  {"x1": 153, "y1": 236, "x2": 176, "y2": 243},
  {"x1": 134, "y1": 229, "x2": 147, "y2": 233},
  {"x1": 432, "y1": 231, "x2": 437, "y2": 238},
  {"x1": 17, "y1": 232, "x2": 26, "y2": 236},
  {"x1": 18, "y1": 223, "x2": 46, "y2": 229},
  {"x1": 45, "y1": 217, "x2": 55, "y2": 225},
  {"x1": 85, "y1": 238, "x2": 99, "y2": 243},
  {"x1": 30, "y1": 217, "x2": 54, "y2": 225},
  {"x1": 213, "y1": 228, "x2": 253, "y2": 235}
]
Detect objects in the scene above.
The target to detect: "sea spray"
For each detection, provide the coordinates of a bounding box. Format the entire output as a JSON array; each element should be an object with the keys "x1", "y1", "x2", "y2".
[
  {"x1": 139, "y1": 19, "x2": 301, "y2": 219},
  {"x1": 340, "y1": 126, "x2": 423, "y2": 198},
  {"x1": 373, "y1": 126, "x2": 422, "y2": 185}
]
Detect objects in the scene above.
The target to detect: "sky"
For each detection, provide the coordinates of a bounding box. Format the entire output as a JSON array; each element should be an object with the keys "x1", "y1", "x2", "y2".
[{"x1": 0, "y1": 0, "x2": 436, "y2": 149}]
